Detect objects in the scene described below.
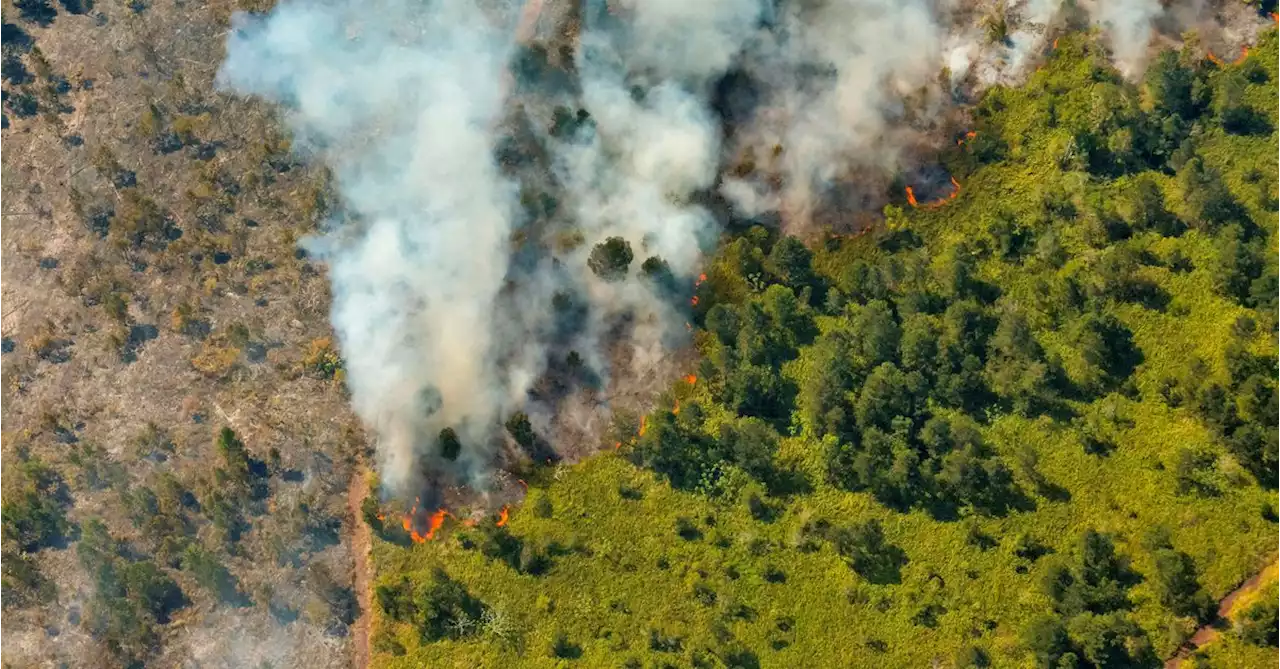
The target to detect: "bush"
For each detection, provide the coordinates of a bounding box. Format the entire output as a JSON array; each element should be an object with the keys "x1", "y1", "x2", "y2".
[
  {"x1": 302, "y1": 337, "x2": 342, "y2": 378},
  {"x1": 76, "y1": 520, "x2": 186, "y2": 664},
  {"x1": 1, "y1": 458, "x2": 71, "y2": 553},
  {"x1": 377, "y1": 569, "x2": 485, "y2": 642},
  {"x1": 181, "y1": 544, "x2": 245, "y2": 605}
]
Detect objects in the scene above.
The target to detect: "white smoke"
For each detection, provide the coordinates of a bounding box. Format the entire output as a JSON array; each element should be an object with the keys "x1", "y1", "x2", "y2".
[
  {"x1": 219, "y1": 0, "x2": 525, "y2": 493},
  {"x1": 218, "y1": 0, "x2": 1271, "y2": 498}
]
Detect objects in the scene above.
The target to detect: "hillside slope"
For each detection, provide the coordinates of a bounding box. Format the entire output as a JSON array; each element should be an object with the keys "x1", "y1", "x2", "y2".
[{"x1": 364, "y1": 29, "x2": 1280, "y2": 669}]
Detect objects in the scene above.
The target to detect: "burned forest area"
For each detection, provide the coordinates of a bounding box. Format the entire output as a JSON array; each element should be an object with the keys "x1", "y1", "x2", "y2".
[{"x1": 1, "y1": 1, "x2": 1278, "y2": 669}]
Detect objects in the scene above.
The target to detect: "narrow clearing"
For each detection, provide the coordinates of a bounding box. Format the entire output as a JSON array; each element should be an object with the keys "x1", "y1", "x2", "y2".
[
  {"x1": 347, "y1": 468, "x2": 373, "y2": 669},
  {"x1": 1165, "y1": 556, "x2": 1279, "y2": 668}
]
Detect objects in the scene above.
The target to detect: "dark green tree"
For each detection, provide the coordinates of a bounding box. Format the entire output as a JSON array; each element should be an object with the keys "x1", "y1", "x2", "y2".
[
  {"x1": 1123, "y1": 175, "x2": 1179, "y2": 236},
  {"x1": 588, "y1": 237, "x2": 634, "y2": 282},
  {"x1": 766, "y1": 236, "x2": 816, "y2": 295},
  {"x1": 1145, "y1": 50, "x2": 1199, "y2": 120},
  {"x1": 438, "y1": 427, "x2": 462, "y2": 461},
  {"x1": 830, "y1": 519, "x2": 908, "y2": 584},
  {"x1": 1179, "y1": 158, "x2": 1240, "y2": 232}
]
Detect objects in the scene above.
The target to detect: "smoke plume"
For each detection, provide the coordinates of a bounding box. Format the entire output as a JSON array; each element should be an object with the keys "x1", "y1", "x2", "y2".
[{"x1": 218, "y1": 0, "x2": 1270, "y2": 499}]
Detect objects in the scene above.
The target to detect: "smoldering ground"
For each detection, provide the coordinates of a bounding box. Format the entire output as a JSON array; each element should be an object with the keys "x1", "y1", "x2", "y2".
[{"x1": 218, "y1": 0, "x2": 1273, "y2": 505}]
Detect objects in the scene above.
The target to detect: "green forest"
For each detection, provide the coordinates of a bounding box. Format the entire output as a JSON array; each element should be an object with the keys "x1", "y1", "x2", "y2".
[{"x1": 364, "y1": 29, "x2": 1280, "y2": 669}]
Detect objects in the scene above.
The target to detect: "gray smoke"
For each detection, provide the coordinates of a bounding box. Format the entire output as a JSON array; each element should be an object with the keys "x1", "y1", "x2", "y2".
[{"x1": 218, "y1": 0, "x2": 1269, "y2": 498}]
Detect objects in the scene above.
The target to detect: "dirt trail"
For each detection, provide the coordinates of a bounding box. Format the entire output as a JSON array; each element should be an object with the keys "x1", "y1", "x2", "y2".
[
  {"x1": 346, "y1": 468, "x2": 373, "y2": 669},
  {"x1": 1165, "y1": 556, "x2": 1279, "y2": 668}
]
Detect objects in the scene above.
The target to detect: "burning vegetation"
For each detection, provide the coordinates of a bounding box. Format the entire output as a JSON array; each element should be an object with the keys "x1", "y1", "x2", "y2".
[{"x1": 217, "y1": 0, "x2": 1278, "y2": 524}]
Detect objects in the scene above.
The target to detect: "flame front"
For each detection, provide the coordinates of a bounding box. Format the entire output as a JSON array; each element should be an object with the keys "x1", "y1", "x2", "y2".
[
  {"x1": 685, "y1": 375, "x2": 697, "y2": 385},
  {"x1": 424, "y1": 508, "x2": 449, "y2": 541},
  {"x1": 1207, "y1": 46, "x2": 1250, "y2": 67},
  {"x1": 906, "y1": 177, "x2": 960, "y2": 209},
  {"x1": 402, "y1": 514, "x2": 428, "y2": 544},
  {"x1": 496, "y1": 506, "x2": 510, "y2": 527}
]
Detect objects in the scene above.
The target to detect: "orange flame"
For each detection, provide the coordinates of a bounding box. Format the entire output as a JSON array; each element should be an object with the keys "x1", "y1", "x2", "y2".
[
  {"x1": 1052, "y1": 38, "x2": 1059, "y2": 50},
  {"x1": 685, "y1": 375, "x2": 697, "y2": 385},
  {"x1": 516, "y1": 478, "x2": 528, "y2": 489},
  {"x1": 424, "y1": 508, "x2": 449, "y2": 540},
  {"x1": 906, "y1": 177, "x2": 961, "y2": 209},
  {"x1": 672, "y1": 400, "x2": 680, "y2": 415},
  {"x1": 1206, "y1": 47, "x2": 1248, "y2": 66},
  {"x1": 1272, "y1": 13, "x2": 1278, "y2": 24},
  {"x1": 402, "y1": 513, "x2": 428, "y2": 544},
  {"x1": 638, "y1": 416, "x2": 647, "y2": 437},
  {"x1": 696, "y1": 273, "x2": 707, "y2": 285},
  {"x1": 614, "y1": 441, "x2": 622, "y2": 450},
  {"x1": 957, "y1": 130, "x2": 977, "y2": 146},
  {"x1": 496, "y1": 506, "x2": 510, "y2": 527},
  {"x1": 402, "y1": 498, "x2": 420, "y2": 540},
  {"x1": 401, "y1": 500, "x2": 451, "y2": 543}
]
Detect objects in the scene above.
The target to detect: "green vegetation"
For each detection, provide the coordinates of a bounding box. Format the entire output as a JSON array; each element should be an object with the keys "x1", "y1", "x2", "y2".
[
  {"x1": 1237, "y1": 582, "x2": 1279, "y2": 647},
  {"x1": 369, "y1": 30, "x2": 1279, "y2": 669},
  {"x1": 77, "y1": 519, "x2": 187, "y2": 665}
]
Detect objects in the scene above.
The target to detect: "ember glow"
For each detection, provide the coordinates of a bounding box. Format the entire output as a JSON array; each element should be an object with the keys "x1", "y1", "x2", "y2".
[{"x1": 685, "y1": 375, "x2": 697, "y2": 385}]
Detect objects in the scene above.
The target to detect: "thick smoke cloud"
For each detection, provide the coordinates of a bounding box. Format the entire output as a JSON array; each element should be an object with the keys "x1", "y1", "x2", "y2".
[
  {"x1": 220, "y1": 0, "x2": 525, "y2": 493},
  {"x1": 219, "y1": 0, "x2": 1270, "y2": 499}
]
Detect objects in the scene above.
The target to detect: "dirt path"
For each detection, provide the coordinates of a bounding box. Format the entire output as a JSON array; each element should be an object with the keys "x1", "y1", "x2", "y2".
[
  {"x1": 1166, "y1": 557, "x2": 1279, "y2": 668},
  {"x1": 347, "y1": 468, "x2": 373, "y2": 669}
]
